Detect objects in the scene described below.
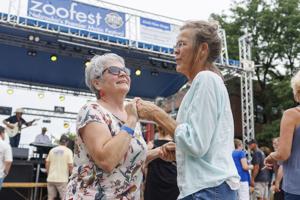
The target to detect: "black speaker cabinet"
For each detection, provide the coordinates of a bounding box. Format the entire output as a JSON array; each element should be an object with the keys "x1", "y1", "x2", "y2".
[{"x1": 4, "y1": 161, "x2": 34, "y2": 182}]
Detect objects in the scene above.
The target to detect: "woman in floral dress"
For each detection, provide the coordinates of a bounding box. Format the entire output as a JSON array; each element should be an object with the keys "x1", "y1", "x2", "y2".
[{"x1": 65, "y1": 53, "x2": 147, "y2": 200}]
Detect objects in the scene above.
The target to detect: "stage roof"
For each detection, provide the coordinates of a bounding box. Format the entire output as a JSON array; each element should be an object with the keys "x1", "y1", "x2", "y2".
[{"x1": 0, "y1": 17, "x2": 186, "y2": 99}]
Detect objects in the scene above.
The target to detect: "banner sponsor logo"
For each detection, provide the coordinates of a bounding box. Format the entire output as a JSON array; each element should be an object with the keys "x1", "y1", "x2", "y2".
[
  {"x1": 28, "y1": 0, "x2": 125, "y2": 37},
  {"x1": 140, "y1": 17, "x2": 170, "y2": 31}
]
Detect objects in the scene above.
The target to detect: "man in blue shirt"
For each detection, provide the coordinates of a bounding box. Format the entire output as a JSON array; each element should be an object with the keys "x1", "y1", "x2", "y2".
[{"x1": 232, "y1": 139, "x2": 251, "y2": 200}]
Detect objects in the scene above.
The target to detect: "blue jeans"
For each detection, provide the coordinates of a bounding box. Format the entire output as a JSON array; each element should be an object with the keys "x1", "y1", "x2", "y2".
[
  {"x1": 285, "y1": 192, "x2": 300, "y2": 200},
  {"x1": 180, "y1": 182, "x2": 237, "y2": 200},
  {"x1": 0, "y1": 178, "x2": 4, "y2": 190},
  {"x1": 10, "y1": 133, "x2": 21, "y2": 147}
]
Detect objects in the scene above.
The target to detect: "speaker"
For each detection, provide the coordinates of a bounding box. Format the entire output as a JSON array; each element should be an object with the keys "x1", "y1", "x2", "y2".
[
  {"x1": 12, "y1": 147, "x2": 29, "y2": 160},
  {"x1": 4, "y1": 161, "x2": 34, "y2": 182},
  {"x1": 0, "y1": 106, "x2": 12, "y2": 115}
]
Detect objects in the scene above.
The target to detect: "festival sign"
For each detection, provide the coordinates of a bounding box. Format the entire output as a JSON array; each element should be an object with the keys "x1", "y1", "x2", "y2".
[
  {"x1": 28, "y1": 0, "x2": 126, "y2": 37},
  {"x1": 140, "y1": 17, "x2": 179, "y2": 48}
]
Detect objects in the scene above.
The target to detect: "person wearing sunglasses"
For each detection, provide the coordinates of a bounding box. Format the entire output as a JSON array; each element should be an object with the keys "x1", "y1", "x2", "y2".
[
  {"x1": 136, "y1": 20, "x2": 239, "y2": 200},
  {"x1": 65, "y1": 53, "x2": 147, "y2": 199}
]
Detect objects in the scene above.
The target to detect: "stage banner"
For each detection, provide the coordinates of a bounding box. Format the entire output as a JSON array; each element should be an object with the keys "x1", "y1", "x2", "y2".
[
  {"x1": 27, "y1": 0, "x2": 126, "y2": 37},
  {"x1": 140, "y1": 17, "x2": 179, "y2": 48}
]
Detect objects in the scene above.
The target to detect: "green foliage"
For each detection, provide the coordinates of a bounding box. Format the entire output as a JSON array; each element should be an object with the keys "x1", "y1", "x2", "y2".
[
  {"x1": 66, "y1": 132, "x2": 76, "y2": 141},
  {"x1": 211, "y1": 0, "x2": 300, "y2": 147},
  {"x1": 256, "y1": 118, "x2": 281, "y2": 147}
]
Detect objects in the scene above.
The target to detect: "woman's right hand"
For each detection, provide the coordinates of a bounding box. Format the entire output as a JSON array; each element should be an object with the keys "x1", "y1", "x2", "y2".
[{"x1": 125, "y1": 100, "x2": 138, "y2": 127}]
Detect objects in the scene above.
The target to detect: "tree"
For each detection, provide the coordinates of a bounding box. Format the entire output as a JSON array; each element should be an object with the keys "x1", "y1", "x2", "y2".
[{"x1": 211, "y1": 0, "x2": 300, "y2": 146}]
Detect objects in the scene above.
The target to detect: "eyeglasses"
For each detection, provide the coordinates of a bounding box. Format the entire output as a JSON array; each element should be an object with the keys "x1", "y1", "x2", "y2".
[
  {"x1": 102, "y1": 66, "x2": 131, "y2": 76},
  {"x1": 173, "y1": 41, "x2": 186, "y2": 49}
]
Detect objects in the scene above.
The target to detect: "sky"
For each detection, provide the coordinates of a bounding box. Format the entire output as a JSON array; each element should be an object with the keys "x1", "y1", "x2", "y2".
[
  {"x1": 0, "y1": 0, "x2": 233, "y2": 149},
  {"x1": 101, "y1": 0, "x2": 233, "y2": 21}
]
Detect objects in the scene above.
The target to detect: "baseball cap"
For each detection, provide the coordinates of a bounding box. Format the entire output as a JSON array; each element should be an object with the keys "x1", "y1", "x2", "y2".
[{"x1": 246, "y1": 139, "x2": 257, "y2": 145}]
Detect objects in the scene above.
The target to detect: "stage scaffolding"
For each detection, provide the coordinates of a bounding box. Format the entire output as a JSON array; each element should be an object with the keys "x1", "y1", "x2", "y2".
[{"x1": 1, "y1": 0, "x2": 255, "y2": 143}]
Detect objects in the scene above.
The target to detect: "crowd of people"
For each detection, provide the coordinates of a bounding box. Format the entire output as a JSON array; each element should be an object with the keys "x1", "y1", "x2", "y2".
[{"x1": 0, "y1": 19, "x2": 299, "y2": 200}]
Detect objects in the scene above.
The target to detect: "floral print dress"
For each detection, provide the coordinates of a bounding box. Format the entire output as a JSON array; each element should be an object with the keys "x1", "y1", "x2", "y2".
[{"x1": 65, "y1": 102, "x2": 147, "y2": 200}]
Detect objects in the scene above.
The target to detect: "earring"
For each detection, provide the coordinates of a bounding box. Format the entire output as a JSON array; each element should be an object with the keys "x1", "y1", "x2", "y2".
[{"x1": 99, "y1": 90, "x2": 105, "y2": 98}]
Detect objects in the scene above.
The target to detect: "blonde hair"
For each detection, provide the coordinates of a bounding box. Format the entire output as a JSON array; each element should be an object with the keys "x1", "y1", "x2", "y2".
[
  {"x1": 234, "y1": 138, "x2": 243, "y2": 149},
  {"x1": 291, "y1": 70, "x2": 300, "y2": 102}
]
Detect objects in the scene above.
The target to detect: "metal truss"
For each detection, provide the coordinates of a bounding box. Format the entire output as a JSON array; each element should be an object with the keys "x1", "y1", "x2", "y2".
[
  {"x1": 218, "y1": 28, "x2": 229, "y2": 66},
  {"x1": 0, "y1": 80, "x2": 96, "y2": 98},
  {"x1": 3, "y1": 0, "x2": 238, "y2": 67},
  {"x1": 239, "y1": 34, "x2": 255, "y2": 146},
  {"x1": 23, "y1": 107, "x2": 77, "y2": 121}
]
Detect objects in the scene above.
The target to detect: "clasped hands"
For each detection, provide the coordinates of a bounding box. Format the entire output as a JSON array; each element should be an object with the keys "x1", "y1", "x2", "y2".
[
  {"x1": 126, "y1": 98, "x2": 176, "y2": 162},
  {"x1": 125, "y1": 98, "x2": 159, "y2": 122},
  {"x1": 159, "y1": 141, "x2": 176, "y2": 162}
]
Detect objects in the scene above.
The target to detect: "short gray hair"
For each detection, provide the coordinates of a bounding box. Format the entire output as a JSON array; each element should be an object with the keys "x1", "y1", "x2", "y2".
[{"x1": 85, "y1": 53, "x2": 125, "y2": 98}]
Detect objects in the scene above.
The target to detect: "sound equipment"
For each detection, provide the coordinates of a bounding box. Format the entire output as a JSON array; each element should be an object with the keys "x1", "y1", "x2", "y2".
[
  {"x1": 0, "y1": 106, "x2": 12, "y2": 115},
  {"x1": 4, "y1": 161, "x2": 34, "y2": 182},
  {"x1": 12, "y1": 147, "x2": 29, "y2": 160},
  {"x1": 30, "y1": 142, "x2": 56, "y2": 159},
  {"x1": 54, "y1": 106, "x2": 65, "y2": 113}
]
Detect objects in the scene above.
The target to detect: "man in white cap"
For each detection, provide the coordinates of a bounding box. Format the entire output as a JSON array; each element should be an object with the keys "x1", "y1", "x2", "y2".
[{"x1": 3, "y1": 108, "x2": 35, "y2": 147}]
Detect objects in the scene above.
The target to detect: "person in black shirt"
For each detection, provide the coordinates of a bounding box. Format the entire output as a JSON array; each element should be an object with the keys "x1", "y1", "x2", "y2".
[
  {"x1": 247, "y1": 139, "x2": 270, "y2": 200},
  {"x1": 3, "y1": 108, "x2": 34, "y2": 147},
  {"x1": 144, "y1": 126, "x2": 179, "y2": 200}
]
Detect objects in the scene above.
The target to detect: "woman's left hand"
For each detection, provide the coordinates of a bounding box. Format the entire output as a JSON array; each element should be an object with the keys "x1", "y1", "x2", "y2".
[
  {"x1": 136, "y1": 99, "x2": 159, "y2": 121},
  {"x1": 159, "y1": 142, "x2": 176, "y2": 162}
]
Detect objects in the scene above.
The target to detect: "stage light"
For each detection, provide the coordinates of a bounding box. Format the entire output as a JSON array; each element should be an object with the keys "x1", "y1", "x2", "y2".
[
  {"x1": 28, "y1": 35, "x2": 34, "y2": 41},
  {"x1": 34, "y1": 36, "x2": 40, "y2": 42},
  {"x1": 59, "y1": 95, "x2": 65, "y2": 101},
  {"x1": 7, "y1": 88, "x2": 14, "y2": 95},
  {"x1": 135, "y1": 69, "x2": 141, "y2": 76},
  {"x1": 31, "y1": 51, "x2": 37, "y2": 56},
  {"x1": 38, "y1": 92, "x2": 44, "y2": 99},
  {"x1": 27, "y1": 50, "x2": 37, "y2": 56},
  {"x1": 63, "y1": 122, "x2": 70, "y2": 129},
  {"x1": 28, "y1": 35, "x2": 40, "y2": 42},
  {"x1": 50, "y1": 54, "x2": 57, "y2": 62},
  {"x1": 151, "y1": 70, "x2": 159, "y2": 76}
]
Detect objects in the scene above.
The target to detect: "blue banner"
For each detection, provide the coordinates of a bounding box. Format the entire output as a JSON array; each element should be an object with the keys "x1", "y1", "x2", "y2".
[
  {"x1": 28, "y1": 0, "x2": 126, "y2": 37},
  {"x1": 140, "y1": 17, "x2": 171, "y2": 31}
]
